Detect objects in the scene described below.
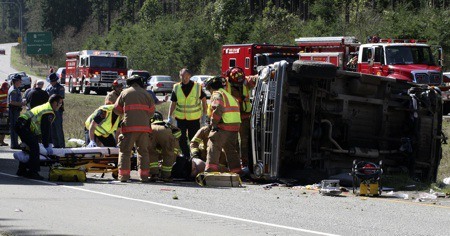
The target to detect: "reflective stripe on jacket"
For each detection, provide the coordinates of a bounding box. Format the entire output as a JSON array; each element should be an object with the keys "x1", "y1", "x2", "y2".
[
  {"x1": 210, "y1": 88, "x2": 241, "y2": 131},
  {"x1": 114, "y1": 84, "x2": 155, "y2": 133},
  {"x1": 225, "y1": 81, "x2": 252, "y2": 116},
  {"x1": 85, "y1": 105, "x2": 121, "y2": 137},
  {"x1": 173, "y1": 82, "x2": 202, "y2": 120},
  {"x1": 20, "y1": 102, "x2": 54, "y2": 135}
]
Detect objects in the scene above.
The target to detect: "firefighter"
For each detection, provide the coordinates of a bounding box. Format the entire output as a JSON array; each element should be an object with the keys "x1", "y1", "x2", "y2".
[
  {"x1": 225, "y1": 67, "x2": 257, "y2": 171},
  {"x1": 85, "y1": 104, "x2": 122, "y2": 147},
  {"x1": 0, "y1": 80, "x2": 9, "y2": 146},
  {"x1": 167, "y1": 68, "x2": 208, "y2": 159},
  {"x1": 190, "y1": 125, "x2": 228, "y2": 172},
  {"x1": 203, "y1": 76, "x2": 242, "y2": 173},
  {"x1": 113, "y1": 75, "x2": 155, "y2": 182},
  {"x1": 15, "y1": 94, "x2": 63, "y2": 180},
  {"x1": 105, "y1": 79, "x2": 123, "y2": 105},
  {"x1": 148, "y1": 111, "x2": 180, "y2": 181}
]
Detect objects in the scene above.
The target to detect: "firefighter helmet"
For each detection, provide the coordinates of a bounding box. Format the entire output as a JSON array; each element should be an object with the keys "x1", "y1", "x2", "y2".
[
  {"x1": 227, "y1": 67, "x2": 245, "y2": 84},
  {"x1": 126, "y1": 74, "x2": 145, "y2": 88},
  {"x1": 112, "y1": 79, "x2": 123, "y2": 87},
  {"x1": 204, "y1": 76, "x2": 226, "y2": 90},
  {"x1": 150, "y1": 111, "x2": 164, "y2": 123}
]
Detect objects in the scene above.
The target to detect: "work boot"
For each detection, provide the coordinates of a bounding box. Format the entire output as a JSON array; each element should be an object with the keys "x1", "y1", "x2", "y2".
[
  {"x1": 161, "y1": 177, "x2": 173, "y2": 183},
  {"x1": 119, "y1": 175, "x2": 130, "y2": 182},
  {"x1": 149, "y1": 174, "x2": 159, "y2": 182},
  {"x1": 139, "y1": 176, "x2": 149, "y2": 183},
  {"x1": 25, "y1": 171, "x2": 44, "y2": 180},
  {"x1": 16, "y1": 168, "x2": 27, "y2": 177}
]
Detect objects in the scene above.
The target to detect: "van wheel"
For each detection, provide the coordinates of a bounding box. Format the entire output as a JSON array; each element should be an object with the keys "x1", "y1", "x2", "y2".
[
  {"x1": 292, "y1": 60, "x2": 337, "y2": 80},
  {"x1": 81, "y1": 82, "x2": 90, "y2": 95}
]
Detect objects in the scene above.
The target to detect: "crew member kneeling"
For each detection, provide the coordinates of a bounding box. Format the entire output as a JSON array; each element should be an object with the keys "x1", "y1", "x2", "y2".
[
  {"x1": 85, "y1": 104, "x2": 122, "y2": 147},
  {"x1": 203, "y1": 76, "x2": 241, "y2": 174},
  {"x1": 15, "y1": 94, "x2": 63, "y2": 180}
]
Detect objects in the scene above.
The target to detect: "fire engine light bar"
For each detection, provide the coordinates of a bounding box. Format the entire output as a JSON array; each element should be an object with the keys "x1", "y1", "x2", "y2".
[{"x1": 295, "y1": 36, "x2": 357, "y2": 44}]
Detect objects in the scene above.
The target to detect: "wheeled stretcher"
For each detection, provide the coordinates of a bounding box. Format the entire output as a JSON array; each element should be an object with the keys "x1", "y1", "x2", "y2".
[{"x1": 14, "y1": 146, "x2": 129, "y2": 179}]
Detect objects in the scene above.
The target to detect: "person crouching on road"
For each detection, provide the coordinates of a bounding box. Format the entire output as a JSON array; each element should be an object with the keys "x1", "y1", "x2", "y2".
[
  {"x1": 190, "y1": 125, "x2": 228, "y2": 172},
  {"x1": 203, "y1": 76, "x2": 242, "y2": 174},
  {"x1": 85, "y1": 104, "x2": 122, "y2": 147},
  {"x1": 148, "y1": 111, "x2": 178, "y2": 182},
  {"x1": 15, "y1": 94, "x2": 63, "y2": 180},
  {"x1": 114, "y1": 75, "x2": 155, "y2": 182},
  {"x1": 105, "y1": 79, "x2": 123, "y2": 105}
]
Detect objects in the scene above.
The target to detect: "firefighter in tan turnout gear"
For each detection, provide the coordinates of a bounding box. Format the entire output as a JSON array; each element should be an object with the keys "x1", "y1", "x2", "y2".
[
  {"x1": 203, "y1": 76, "x2": 242, "y2": 174},
  {"x1": 190, "y1": 126, "x2": 229, "y2": 172},
  {"x1": 113, "y1": 75, "x2": 155, "y2": 182},
  {"x1": 148, "y1": 111, "x2": 180, "y2": 181},
  {"x1": 225, "y1": 67, "x2": 257, "y2": 172},
  {"x1": 105, "y1": 79, "x2": 123, "y2": 105}
]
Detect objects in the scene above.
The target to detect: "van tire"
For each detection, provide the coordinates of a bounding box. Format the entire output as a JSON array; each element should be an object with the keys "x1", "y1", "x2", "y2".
[{"x1": 292, "y1": 60, "x2": 337, "y2": 80}]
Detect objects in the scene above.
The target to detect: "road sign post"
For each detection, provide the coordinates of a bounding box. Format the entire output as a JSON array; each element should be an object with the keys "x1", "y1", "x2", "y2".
[{"x1": 26, "y1": 32, "x2": 52, "y2": 55}]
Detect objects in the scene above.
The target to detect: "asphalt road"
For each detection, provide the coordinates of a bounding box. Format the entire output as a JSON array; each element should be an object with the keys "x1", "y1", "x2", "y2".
[{"x1": 1, "y1": 43, "x2": 450, "y2": 236}]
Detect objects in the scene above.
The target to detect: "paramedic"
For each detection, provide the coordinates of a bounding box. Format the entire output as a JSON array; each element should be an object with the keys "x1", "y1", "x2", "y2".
[
  {"x1": 203, "y1": 76, "x2": 241, "y2": 174},
  {"x1": 114, "y1": 75, "x2": 155, "y2": 182},
  {"x1": 167, "y1": 68, "x2": 208, "y2": 159},
  {"x1": 225, "y1": 67, "x2": 256, "y2": 171},
  {"x1": 148, "y1": 111, "x2": 179, "y2": 181},
  {"x1": 105, "y1": 79, "x2": 123, "y2": 105},
  {"x1": 15, "y1": 94, "x2": 63, "y2": 180},
  {"x1": 85, "y1": 104, "x2": 122, "y2": 147}
]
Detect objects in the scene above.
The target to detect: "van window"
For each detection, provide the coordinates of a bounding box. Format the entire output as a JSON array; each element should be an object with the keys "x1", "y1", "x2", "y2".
[
  {"x1": 245, "y1": 57, "x2": 250, "y2": 69},
  {"x1": 361, "y1": 48, "x2": 369, "y2": 62},
  {"x1": 229, "y1": 58, "x2": 236, "y2": 68},
  {"x1": 80, "y1": 57, "x2": 85, "y2": 67}
]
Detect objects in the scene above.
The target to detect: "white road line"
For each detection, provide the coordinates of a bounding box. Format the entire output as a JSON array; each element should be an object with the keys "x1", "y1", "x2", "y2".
[{"x1": 0, "y1": 172, "x2": 339, "y2": 236}]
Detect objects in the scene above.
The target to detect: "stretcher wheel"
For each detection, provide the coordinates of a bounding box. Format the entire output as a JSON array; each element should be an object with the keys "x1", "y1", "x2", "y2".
[{"x1": 112, "y1": 171, "x2": 118, "y2": 180}]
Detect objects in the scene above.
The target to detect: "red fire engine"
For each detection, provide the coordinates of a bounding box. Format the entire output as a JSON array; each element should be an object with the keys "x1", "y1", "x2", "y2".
[
  {"x1": 65, "y1": 50, "x2": 128, "y2": 95},
  {"x1": 295, "y1": 36, "x2": 443, "y2": 85},
  {"x1": 222, "y1": 44, "x2": 301, "y2": 76}
]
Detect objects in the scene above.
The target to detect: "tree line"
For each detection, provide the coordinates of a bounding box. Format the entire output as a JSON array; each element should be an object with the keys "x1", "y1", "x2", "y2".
[{"x1": 1, "y1": 0, "x2": 450, "y2": 76}]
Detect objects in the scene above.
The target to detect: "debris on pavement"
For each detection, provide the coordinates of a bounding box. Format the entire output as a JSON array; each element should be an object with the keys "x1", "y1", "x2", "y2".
[
  {"x1": 319, "y1": 180, "x2": 342, "y2": 196},
  {"x1": 443, "y1": 177, "x2": 450, "y2": 185},
  {"x1": 385, "y1": 191, "x2": 409, "y2": 200},
  {"x1": 14, "y1": 209, "x2": 23, "y2": 212}
]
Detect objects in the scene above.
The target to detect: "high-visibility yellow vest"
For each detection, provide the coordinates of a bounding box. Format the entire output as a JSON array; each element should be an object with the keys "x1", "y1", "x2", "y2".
[
  {"x1": 85, "y1": 105, "x2": 121, "y2": 137},
  {"x1": 20, "y1": 102, "x2": 55, "y2": 135},
  {"x1": 173, "y1": 82, "x2": 202, "y2": 120},
  {"x1": 226, "y1": 82, "x2": 252, "y2": 113},
  {"x1": 215, "y1": 88, "x2": 241, "y2": 124}
]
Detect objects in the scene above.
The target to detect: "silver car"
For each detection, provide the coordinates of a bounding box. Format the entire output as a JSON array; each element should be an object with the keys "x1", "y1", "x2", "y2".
[
  {"x1": 147, "y1": 75, "x2": 176, "y2": 95},
  {"x1": 7, "y1": 72, "x2": 32, "y2": 91}
]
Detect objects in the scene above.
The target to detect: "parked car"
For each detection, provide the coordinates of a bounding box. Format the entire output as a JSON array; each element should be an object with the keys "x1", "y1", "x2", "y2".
[
  {"x1": 127, "y1": 69, "x2": 150, "y2": 80},
  {"x1": 56, "y1": 67, "x2": 66, "y2": 84},
  {"x1": 0, "y1": 48, "x2": 5, "y2": 55},
  {"x1": 7, "y1": 72, "x2": 32, "y2": 91},
  {"x1": 190, "y1": 75, "x2": 213, "y2": 97},
  {"x1": 147, "y1": 75, "x2": 176, "y2": 95}
]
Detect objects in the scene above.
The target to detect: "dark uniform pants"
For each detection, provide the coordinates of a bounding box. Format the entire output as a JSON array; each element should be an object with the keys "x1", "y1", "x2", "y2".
[
  {"x1": 9, "y1": 108, "x2": 20, "y2": 148},
  {"x1": 117, "y1": 132, "x2": 150, "y2": 181},
  {"x1": 176, "y1": 118, "x2": 200, "y2": 159},
  {"x1": 51, "y1": 110, "x2": 65, "y2": 148},
  {"x1": 15, "y1": 120, "x2": 40, "y2": 173}
]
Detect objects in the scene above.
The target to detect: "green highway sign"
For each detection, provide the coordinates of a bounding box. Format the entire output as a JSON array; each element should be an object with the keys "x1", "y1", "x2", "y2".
[{"x1": 26, "y1": 32, "x2": 53, "y2": 55}]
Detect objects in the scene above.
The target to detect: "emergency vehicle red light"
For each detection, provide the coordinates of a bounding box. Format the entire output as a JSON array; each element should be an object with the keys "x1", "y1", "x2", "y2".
[{"x1": 410, "y1": 39, "x2": 416, "y2": 43}]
